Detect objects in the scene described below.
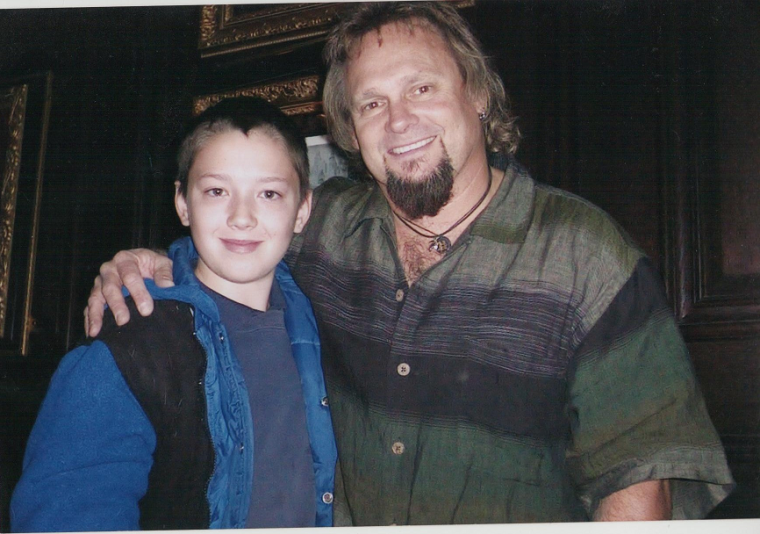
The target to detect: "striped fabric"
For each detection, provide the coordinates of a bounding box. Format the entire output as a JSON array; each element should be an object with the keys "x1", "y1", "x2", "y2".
[{"x1": 286, "y1": 158, "x2": 734, "y2": 525}]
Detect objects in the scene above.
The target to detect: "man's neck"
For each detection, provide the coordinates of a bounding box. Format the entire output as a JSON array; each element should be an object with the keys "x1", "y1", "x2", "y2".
[
  {"x1": 390, "y1": 165, "x2": 504, "y2": 285},
  {"x1": 387, "y1": 158, "x2": 494, "y2": 228}
]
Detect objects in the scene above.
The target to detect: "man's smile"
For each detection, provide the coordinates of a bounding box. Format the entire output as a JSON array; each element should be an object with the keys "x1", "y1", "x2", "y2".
[{"x1": 388, "y1": 136, "x2": 436, "y2": 155}]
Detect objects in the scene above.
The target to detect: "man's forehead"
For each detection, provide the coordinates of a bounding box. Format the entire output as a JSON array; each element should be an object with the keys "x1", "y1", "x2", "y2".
[{"x1": 350, "y1": 20, "x2": 443, "y2": 59}]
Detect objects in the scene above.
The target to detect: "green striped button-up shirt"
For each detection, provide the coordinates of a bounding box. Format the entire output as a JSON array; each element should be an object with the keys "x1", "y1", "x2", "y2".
[{"x1": 286, "y1": 157, "x2": 734, "y2": 525}]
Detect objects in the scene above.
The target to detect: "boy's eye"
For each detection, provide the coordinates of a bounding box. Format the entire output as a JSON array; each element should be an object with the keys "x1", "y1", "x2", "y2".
[
  {"x1": 206, "y1": 188, "x2": 224, "y2": 197},
  {"x1": 262, "y1": 190, "x2": 281, "y2": 200}
]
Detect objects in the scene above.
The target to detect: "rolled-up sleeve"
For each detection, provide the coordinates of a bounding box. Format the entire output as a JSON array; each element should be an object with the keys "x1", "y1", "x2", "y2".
[{"x1": 566, "y1": 258, "x2": 735, "y2": 519}]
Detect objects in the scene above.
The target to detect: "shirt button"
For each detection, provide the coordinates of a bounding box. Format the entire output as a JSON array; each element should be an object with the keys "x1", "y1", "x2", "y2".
[
  {"x1": 320, "y1": 396, "x2": 329, "y2": 407},
  {"x1": 391, "y1": 441, "x2": 405, "y2": 455},
  {"x1": 322, "y1": 492, "x2": 334, "y2": 504},
  {"x1": 395, "y1": 289, "x2": 405, "y2": 302},
  {"x1": 396, "y1": 363, "x2": 410, "y2": 376}
]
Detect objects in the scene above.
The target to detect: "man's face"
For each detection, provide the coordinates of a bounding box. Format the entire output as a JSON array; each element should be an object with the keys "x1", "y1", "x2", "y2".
[
  {"x1": 175, "y1": 129, "x2": 311, "y2": 301},
  {"x1": 345, "y1": 21, "x2": 486, "y2": 218}
]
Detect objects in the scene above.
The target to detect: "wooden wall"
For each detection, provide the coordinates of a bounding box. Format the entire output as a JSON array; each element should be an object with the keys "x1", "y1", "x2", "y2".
[
  {"x1": 0, "y1": 7, "x2": 201, "y2": 528},
  {"x1": 0, "y1": 1, "x2": 757, "y2": 528}
]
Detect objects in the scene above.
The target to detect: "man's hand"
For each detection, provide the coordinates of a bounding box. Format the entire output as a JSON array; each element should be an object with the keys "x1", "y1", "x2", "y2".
[
  {"x1": 594, "y1": 479, "x2": 672, "y2": 521},
  {"x1": 85, "y1": 249, "x2": 174, "y2": 338}
]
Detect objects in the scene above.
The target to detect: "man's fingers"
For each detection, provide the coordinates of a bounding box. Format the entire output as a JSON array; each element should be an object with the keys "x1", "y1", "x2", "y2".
[
  {"x1": 95, "y1": 250, "x2": 143, "y2": 326},
  {"x1": 85, "y1": 248, "x2": 169, "y2": 337},
  {"x1": 121, "y1": 268, "x2": 154, "y2": 317},
  {"x1": 85, "y1": 277, "x2": 106, "y2": 338},
  {"x1": 109, "y1": 250, "x2": 154, "y2": 317},
  {"x1": 152, "y1": 255, "x2": 175, "y2": 289},
  {"x1": 84, "y1": 249, "x2": 174, "y2": 337},
  {"x1": 99, "y1": 267, "x2": 133, "y2": 325},
  {"x1": 113, "y1": 248, "x2": 171, "y2": 315}
]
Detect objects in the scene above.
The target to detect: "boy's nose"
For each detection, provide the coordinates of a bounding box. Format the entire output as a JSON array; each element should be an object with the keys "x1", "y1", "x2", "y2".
[{"x1": 227, "y1": 200, "x2": 257, "y2": 229}]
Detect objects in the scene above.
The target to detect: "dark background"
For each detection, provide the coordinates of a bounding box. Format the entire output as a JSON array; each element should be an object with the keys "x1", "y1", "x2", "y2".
[{"x1": 0, "y1": 1, "x2": 758, "y2": 528}]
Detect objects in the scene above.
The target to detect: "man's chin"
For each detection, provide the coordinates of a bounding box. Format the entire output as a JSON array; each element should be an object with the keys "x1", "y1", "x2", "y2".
[
  {"x1": 385, "y1": 167, "x2": 436, "y2": 185},
  {"x1": 383, "y1": 149, "x2": 454, "y2": 219},
  {"x1": 397, "y1": 160, "x2": 438, "y2": 179}
]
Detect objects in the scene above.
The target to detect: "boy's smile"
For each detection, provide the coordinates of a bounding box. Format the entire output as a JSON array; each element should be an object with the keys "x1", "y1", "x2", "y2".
[
  {"x1": 220, "y1": 238, "x2": 262, "y2": 254},
  {"x1": 175, "y1": 129, "x2": 311, "y2": 310}
]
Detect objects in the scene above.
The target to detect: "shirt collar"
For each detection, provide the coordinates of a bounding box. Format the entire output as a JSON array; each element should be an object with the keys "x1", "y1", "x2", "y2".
[
  {"x1": 342, "y1": 179, "x2": 393, "y2": 239},
  {"x1": 197, "y1": 277, "x2": 285, "y2": 314},
  {"x1": 469, "y1": 156, "x2": 534, "y2": 245},
  {"x1": 343, "y1": 154, "x2": 535, "y2": 245}
]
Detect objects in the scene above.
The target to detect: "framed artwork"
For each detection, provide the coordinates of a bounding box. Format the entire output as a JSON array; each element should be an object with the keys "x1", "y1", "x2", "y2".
[
  {"x1": 193, "y1": 74, "x2": 326, "y2": 137},
  {"x1": 0, "y1": 72, "x2": 52, "y2": 356},
  {"x1": 198, "y1": 2, "x2": 476, "y2": 58},
  {"x1": 198, "y1": 3, "x2": 347, "y2": 58}
]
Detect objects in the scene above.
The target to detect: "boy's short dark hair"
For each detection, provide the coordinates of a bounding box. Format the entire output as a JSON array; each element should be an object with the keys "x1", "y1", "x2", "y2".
[{"x1": 176, "y1": 97, "x2": 310, "y2": 200}]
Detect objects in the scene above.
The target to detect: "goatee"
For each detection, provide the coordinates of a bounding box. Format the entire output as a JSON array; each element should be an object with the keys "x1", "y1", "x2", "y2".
[{"x1": 385, "y1": 155, "x2": 454, "y2": 220}]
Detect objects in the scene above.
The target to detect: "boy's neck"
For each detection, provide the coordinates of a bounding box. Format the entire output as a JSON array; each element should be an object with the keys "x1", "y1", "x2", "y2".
[{"x1": 194, "y1": 270, "x2": 273, "y2": 312}]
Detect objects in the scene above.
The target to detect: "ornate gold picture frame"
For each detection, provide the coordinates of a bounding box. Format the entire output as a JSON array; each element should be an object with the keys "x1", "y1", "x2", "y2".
[
  {"x1": 193, "y1": 74, "x2": 320, "y2": 116},
  {"x1": 198, "y1": 3, "x2": 347, "y2": 58},
  {"x1": 193, "y1": 74, "x2": 326, "y2": 136},
  {"x1": 0, "y1": 73, "x2": 52, "y2": 356},
  {"x1": 198, "y1": 2, "x2": 475, "y2": 58}
]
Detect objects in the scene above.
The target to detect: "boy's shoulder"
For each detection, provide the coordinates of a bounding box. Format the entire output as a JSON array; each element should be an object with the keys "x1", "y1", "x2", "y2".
[
  {"x1": 97, "y1": 297, "x2": 199, "y2": 373},
  {"x1": 98, "y1": 297, "x2": 193, "y2": 342},
  {"x1": 97, "y1": 297, "x2": 207, "y2": 421},
  {"x1": 95, "y1": 296, "x2": 212, "y2": 481}
]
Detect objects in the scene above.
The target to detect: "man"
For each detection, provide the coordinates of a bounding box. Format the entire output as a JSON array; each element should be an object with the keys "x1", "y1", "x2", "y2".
[{"x1": 87, "y1": 2, "x2": 734, "y2": 525}]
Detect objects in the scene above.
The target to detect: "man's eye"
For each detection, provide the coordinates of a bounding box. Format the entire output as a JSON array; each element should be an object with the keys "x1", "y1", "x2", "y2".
[
  {"x1": 363, "y1": 101, "x2": 379, "y2": 112},
  {"x1": 263, "y1": 190, "x2": 281, "y2": 200},
  {"x1": 416, "y1": 85, "x2": 431, "y2": 94},
  {"x1": 206, "y1": 188, "x2": 224, "y2": 197}
]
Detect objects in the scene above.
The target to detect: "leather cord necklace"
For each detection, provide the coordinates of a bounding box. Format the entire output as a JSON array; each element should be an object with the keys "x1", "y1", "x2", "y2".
[{"x1": 392, "y1": 166, "x2": 492, "y2": 255}]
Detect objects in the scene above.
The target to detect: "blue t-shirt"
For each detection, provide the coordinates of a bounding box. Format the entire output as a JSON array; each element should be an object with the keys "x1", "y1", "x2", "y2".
[{"x1": 200, "y1": 279, "x2": 316, "y2": 527}]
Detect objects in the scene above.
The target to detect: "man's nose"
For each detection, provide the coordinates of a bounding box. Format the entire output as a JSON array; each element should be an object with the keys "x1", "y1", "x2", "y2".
[{"x1": 387, "y1": 99, "x2": 418, "y2": 133}]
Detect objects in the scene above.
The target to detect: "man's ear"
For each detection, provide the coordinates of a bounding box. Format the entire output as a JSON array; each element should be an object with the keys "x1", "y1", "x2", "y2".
[
  {"x1": 293, "y1": 189, "x2": 313, "y2": 234},
  {"x1": 174, "y1": 181, "x2": 190, "y2": 227},
  {"x1": 475, "y1": 92, "x2": 488, "y2": 122}
]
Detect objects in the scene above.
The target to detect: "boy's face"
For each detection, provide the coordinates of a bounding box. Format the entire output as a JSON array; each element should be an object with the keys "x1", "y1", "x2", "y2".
[{"x1": 175, "y1": 129, "x2": 311, "y2": 302}]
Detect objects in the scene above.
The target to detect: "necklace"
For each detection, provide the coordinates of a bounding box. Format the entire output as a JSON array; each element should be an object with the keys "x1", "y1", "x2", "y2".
[{"x1": 393, "y1": 167, "x2": 493, "y2": 255}]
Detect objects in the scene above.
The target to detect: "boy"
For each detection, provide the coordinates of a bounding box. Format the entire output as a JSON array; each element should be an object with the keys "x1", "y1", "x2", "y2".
[{"x1": 11, "y1": 97, "x2": 337, "y2": 531}]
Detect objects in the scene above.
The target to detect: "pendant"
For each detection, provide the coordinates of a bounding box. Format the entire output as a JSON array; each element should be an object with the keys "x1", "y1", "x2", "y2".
[{"x1": 429, "y1": 235, "x2": 452, "y2": 255}]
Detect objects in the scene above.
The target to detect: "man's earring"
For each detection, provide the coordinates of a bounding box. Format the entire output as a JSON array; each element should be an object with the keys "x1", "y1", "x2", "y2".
[{"x1": 478, "y1": 111, "x2": 487, "y2": 121}]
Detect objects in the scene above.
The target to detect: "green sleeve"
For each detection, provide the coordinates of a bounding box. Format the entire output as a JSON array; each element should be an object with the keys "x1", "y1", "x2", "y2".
[{"x1": 566, "y1": 258, "x2": 735, "y2": 518}]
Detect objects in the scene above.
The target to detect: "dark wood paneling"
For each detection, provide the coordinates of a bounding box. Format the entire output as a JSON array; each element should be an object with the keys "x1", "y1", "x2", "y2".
[
  {"x1": 691, "y1": 339, "x2": 760, "y2": 518},
  {"x1": 0, "y1": 7, "x2": 199, "y2": 530},
  {"x1": 661, "y1": 1, "x2": 760, "y2": 337}
]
